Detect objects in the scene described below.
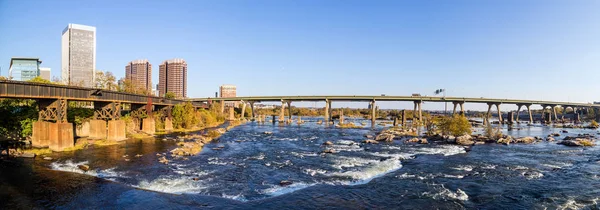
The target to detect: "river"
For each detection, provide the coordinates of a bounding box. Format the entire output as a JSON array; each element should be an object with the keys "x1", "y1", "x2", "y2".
[{"x1": 1, "y1": 117, "x2": 600, "y2": 209}]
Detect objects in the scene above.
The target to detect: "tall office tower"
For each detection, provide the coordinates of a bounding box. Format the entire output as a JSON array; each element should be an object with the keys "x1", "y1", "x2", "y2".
[
  {"x1": 9, "y1": 57, "x2": 41, "y2": 81},
  {"x1": 39, "y1": 67, "x2": 51, "y2": 80},
  {"x1": 219, "y1": 84, "x2": 238, "y2": 107},
  {"x1": 61, "y1": 23, "x2": 96, "y2": 87},
  {"x1": 125, "y1": 59, "x2": 152, "y2": 92},
  {"x1": 158, "y1": 59, "x2": 187, "y2": 98}
]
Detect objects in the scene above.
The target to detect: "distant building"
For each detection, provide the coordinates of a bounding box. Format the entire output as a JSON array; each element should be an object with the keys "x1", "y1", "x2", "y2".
[
  {"x1": 118, "y1": 78, "x2": 125, "y2": 90},
  {"x1": 158, "y1": 59, "x2": 187, "y2": 98},
  {"x1": 9, "y1": 57, "x2": 41, "y2": 81},
  {"x1": 219, "y1": 84, "x2": 238, "y2": 107},
  {"x1": 39, "y1": 67, "x2": 51, "y2": 80},
  {"x1": 62, "y1": 23, "x2": 96, "y2": 87},
  {"x1": 125, "y1": 59, "x2": 152, "y2": 92}
]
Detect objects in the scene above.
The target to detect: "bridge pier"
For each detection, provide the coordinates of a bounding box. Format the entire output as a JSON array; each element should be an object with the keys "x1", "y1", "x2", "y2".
[
  {"x1": 551, "y1": 105, "x2": 558, "y2": 123},
  {"x1": 496, "y1": 103, "x2": 503, "y2": 124},
  {"x1": 459, "y1": 102, "x2": 464, "y2": 115},
  {"x1": 32, "y1": 99, "x2": 74, "y2": 151},
  {"x1": 401, "y1": 110, "x2": 406, "y2": 125},
  {"x1": 507, "y1": 111, "x2": 514, "y2": 125},
  {"x1": 89, "y1": 120, "x2": 107, "y2": 139},
  {"x1": 279, "y1": 101, "x2": 285, "y2": 123},
  {"x1": 240, "y1": 101, "x2": 247, "y2": 120},
  {"x1": 412, "y1": 101, "x2": 421, "y2": 122},
  {"x1": 220, "y1": 100, "x2": 225, "y2": 114},
  {"x1": 228, "y1": 106, "x2": 235, "y2": 121},
  {"x1": 526, "y1": 104, "x2": 533, "y2": 124},
  {"x1": 452, "y1": 101, "x2": 465, "y2": 115},
  {"x1": 486, "y1": 103, "x2": 492, "y2": 125},
  {"x1": 516, "y1": 104, "x2": 523, "y2": 123},
  {"x1": 286, "y1": 101, "x2": 293, "y2": 123},
  {"x1": 249, "y1": 101, "x2": 255, "y2": 119},
  {"x1": 324, "y1": 99, "x2": 330, "y2": 123},
  {"x1": 370, "y1": 100, "x2": 377, "y2": 125},
  {"x1": 339, "y1": 109, "x2": 345, "y2": 124}
]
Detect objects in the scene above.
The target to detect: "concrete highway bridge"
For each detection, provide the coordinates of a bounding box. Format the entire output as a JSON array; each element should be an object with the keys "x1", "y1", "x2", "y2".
[
  {"x1": 0, "y1": 80, "x2": 206, "y2": 151},
  {"x1": 190, "y1": 95, "x2": 600, "y2": 125}
]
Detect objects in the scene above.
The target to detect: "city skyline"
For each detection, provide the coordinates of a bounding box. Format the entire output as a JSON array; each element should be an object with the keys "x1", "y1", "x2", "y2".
[
  {"x1": 1, "y1": 0, "x2": 600, "y2": 110},
  {"x1": 61, "y1": 23, "x2": 96, "y2": 87}
]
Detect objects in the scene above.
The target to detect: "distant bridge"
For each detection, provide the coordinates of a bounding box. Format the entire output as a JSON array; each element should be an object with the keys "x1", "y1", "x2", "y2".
[{"x1": 190, "y1": 95, "x2": 600, "y2": 125}]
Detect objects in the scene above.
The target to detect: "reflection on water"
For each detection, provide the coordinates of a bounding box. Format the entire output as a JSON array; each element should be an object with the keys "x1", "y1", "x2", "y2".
[{"x1": 1, "y1": 117, "x2": 600, "y2": 209}]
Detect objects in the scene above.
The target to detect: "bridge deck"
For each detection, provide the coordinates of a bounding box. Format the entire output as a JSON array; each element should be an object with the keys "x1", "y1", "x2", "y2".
[
  {"x1": 189, "y1": 96, "x2": 598, "y2": 108},
  {"x1": 0, "y1": 80, "x2": 205, "y2": 107}
]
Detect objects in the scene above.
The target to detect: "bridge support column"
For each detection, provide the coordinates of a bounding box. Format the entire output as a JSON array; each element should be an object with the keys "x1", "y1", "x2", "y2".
[
  {"x1": 250, "y1": 101, "x2": 255, "y2": 119},
  {"x1": 495, "y1": 103, "x2": 503, "y2": 124},
  {"x1": 452, "y1": 102, "x2": 458, "y2": 115},
  {"x1": 220, "y1": 100, "x2": 225, "y2": 114},
  {"x1": 574, "y1": 108, "x2": 580, "y2": 123},
  {"x1": 324, "y1": 99, "x2": 330, "y2": 123},
  {"x1": 89, "y1": 120, "x2": 107, "y2": 139},
  {"x1": 551, "y1": 105, "x2": 558, "y2": 123},
  {"x1": 370, "y1": 100, "x2": 376, "y2": 125},
  {"x1": 418, "y1": 102, "x2": 422, "y2": 122},
  {"x1": 33, "y1": 99, "x2": 74, "y2": 151},
  {"x1": 241, "y1": 101, "x2": 247, "y2": 120},
  {"x1": 526, "y1": 104, "x2": 533, "y2": 124},
  {"x1": 279, "y1": 101, "x2": 285, "y2": 123},
  {"x1": 515, "y1": 104, "x2": 523, "y2": 123},
  {"x1": 228, "y1": 107, "x2": 235, "y2": 121},
  {"x1": 486, "y1": 103, "x2": 493, "y2": 125},
  {"x1": 459, "y1": 102, "x2": 465, "y2": 115},
  {"x1": 286, "y1": 101, "x2": 293, "y2": 123},
  {"x1": 142, "y1": 118, "x2": 155, "y2": 135},
  {"x1": 562, "y1": 107, "x2": 568, "y2": 123},
  {"x1": 48, "y1": 122, "x2": 74, "y2": 152},
  {"x1": 107, "y1": 120, "x2": 126, "y2": 141},
  {"x1": 401, "y1": 110, "x2": 406, "y2": 125},
  {"x1": 507, "y1": 111, "x2": 514, "y2": 125},
  {"x1": 164, "y1": 118, "x2": 174, "y2": 131},
  {"x1": 32, "y1": 121, "x2": 50, "y2": 148},
  {"x1": 340, "y1": 109, "x2": 345, "y2": 124}
]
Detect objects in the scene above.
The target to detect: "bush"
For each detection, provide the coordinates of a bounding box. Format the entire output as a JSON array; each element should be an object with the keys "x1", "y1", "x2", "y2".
[
  {"x1": 436, "y1": 114, "x2": 472, "y2": 136},
  {"x1": 591, "y1": 120, "x2": 599, "y2": 128}
]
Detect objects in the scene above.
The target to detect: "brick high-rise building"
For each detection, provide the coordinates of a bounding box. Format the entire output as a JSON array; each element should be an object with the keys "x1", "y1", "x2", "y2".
[
  {"x1": 158, "y1": 59, "x2": 187, "y2": 98},
  {"x1": 125, "y1": 59, "x2": 152, "y2": 92},
  {"x1": 219, "y1": 84, "x2": 238, "y2": 107}
]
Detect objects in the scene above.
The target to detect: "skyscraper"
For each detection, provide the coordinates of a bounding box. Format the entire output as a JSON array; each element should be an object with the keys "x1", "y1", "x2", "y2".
[
  {"x1": 158, "y1": 59, "x2": 187, "y2": 98},
  {"x1": 9, "y1": 57, "x2": 41, "y2": 81},
  {"x1": 125, "y1": 59, "x2": 152, "y2": 92},
  {"x1": 219, "y1": 84, "x2": 238, "y2": 107},
  {"x1": 61, "y1": 23, "x2": 96, "y2": 87}
]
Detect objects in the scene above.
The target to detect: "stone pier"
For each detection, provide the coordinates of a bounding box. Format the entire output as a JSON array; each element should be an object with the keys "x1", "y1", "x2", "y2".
[
  {"x1": 32, "y1": 121, "x2": 50, "y2": 148},
  {"x1": 142, "y1": 118, "x2": 155, "y2": 135},
  {"x1": 370, "y1": 100, "x2": 376, "y2": 124},
  {"x1": 48, "y1": 123, "x2": 74, "y2": 152},
  {"x1": 401, "y1": 110, "x2": 406, "y2": 125},
  {"x1": 339, "y1": 109, "x2": 345, "y2": 124},
  {"x1": 229, "y1": 107, "x2": 235, "y2": 121},
  {"x1": 107, "y1": 120, "x2": 127, "y2": 141},
  {"x1": 89, "y1": 120, "x2": 107, "y2": 139},
  {"x1": 164, "y1": 118, "x2": 174, "y2": 131}
]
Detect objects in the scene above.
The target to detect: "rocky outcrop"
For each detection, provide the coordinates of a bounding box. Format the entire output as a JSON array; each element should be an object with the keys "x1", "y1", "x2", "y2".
[
  {"x1": 78, "y1": 164, "x2": 90, "y2": 172},
  {"x1": 515, "y1": 137, "x2": 536, "y2": 144},
  {"x1": 456, "y1": 135, "x2": 474, "y2": 146},
  {"x1": 559, "y1": 138, "x2": 595, "y2": 147},
  {"x1": 375, "y1": 133, "x2": 395, "y2": 142},
  {"x1": 362, "y1": 140, "x2": 379, "y2": 144},
  {"x1": 407, "y1": 138, "x2": 428, "y2": 144},
  {"x1": 322, "y1": 141, "x2": 333, "y2": 146},
  {"x1": 322, "y1": 149, "x2": 337, "y2": 154}
]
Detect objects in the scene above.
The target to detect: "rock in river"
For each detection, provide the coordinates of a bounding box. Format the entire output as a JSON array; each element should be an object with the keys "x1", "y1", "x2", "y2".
[
  {"x1": 78, "y1": 164, "x2": 90, "y2": 172},
  {"x1": 362, "y1": 140, "x2": 379, "y2": 144},
  {"x1": 280, "y1": 180, "x2": 293, "y2": 186},
  {"x1": 322, "y1": 141, "x2": 333, "y2": 146},
  {"x1": 456, "y1": 135, "x2": 474, "y2": 146}
]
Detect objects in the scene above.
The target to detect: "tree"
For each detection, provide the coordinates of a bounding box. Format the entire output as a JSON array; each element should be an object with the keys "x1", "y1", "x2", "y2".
[
  {"x1": 436, "y1": 114, "x2": 472, "y2": 136},
  {"x1": 165, "y1": 92, "x2": 176, "y2": 99},
  {"x1": 172, "y1": 102, "x2": 199, "y2": 129},
  {"x1": 95, "y1": 71, "x2": 118, "y2": 90},
  {"x1": 28, "y1": 76, "x2": 52, "y2": 84}
]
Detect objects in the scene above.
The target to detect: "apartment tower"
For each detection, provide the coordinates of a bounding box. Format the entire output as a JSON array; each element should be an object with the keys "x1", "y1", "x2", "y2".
[
  {"x1": 158, "y1": 59, "x2": 187, "y2": 98},
  {"x1": 125, "y1": 59, "x2": 152, "y2": 92}
]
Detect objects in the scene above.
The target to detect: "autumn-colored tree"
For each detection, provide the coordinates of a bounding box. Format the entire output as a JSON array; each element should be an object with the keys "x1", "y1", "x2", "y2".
[{"x1": 95, "y1": 71, "x2": 118, "y2": 90}]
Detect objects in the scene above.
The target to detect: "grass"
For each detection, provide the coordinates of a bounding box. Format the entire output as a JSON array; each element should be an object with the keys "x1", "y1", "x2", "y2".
[{"x1": 21, "y1": 148, "x2": 53, "y2": 156}]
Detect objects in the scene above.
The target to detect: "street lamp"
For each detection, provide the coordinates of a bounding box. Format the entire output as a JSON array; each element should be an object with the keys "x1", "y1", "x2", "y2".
[{"x1": 434, "y1": 89, "x2": 447, "y2": 115}]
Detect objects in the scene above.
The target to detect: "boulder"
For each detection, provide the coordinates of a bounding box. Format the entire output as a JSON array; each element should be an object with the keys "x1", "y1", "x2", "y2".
[
  {"x1": 364, "y1": 135, "x2": 374, "y2": 139},
  {"x1": 560, "y1": 140, "x2": 582, "y2": 147},
  {"x1": 158, "y1": 156, "x2": 169, "y2": 164},
  {"x1": 407, "y1": 138, "x2": 420, "y2": 143},
  {"x1": 546, "y1": 137, "x2": 555, "y2": 142},
  {"x1": 474, "y1": 141, "x2": 485, "y2": 145},
  {"x1": 280, "y1": 180, "x2": 293, "y2": 186},
  {"x1": 375, "y1": 134, "x2": 395, "y2": 142},
  {"x1": 419, "y1": 139, "x2": 429, "y2": 144},
  {"x1": 456, "y1": 135, "x2": 474, "y2": 146},
  {"x1": 562, "y1": 130, "x2": 568, "y2": 133},
  {"x1": 559, "y1": 138, "x2": 595, "y2": 147},
  {"x1": 362, "y1": 140, "x2": 379, "y2": 144},
  {"x1": 78, "y1": 164, "x2": 90, "y2": 172},
  {"x1": 497, "y1": 138, "x2": 510, "y2": 145},
  {"x1": 551, "y1": 133, "x2": 560, "y2": 136},
  {"x1": 192, "y1": 177, "x2": 200, "y2": 181},
  {"x1": 322, "y1": 141, "x2": 333, "y2": 146},
  {"x1": 322, "y1": 149, "x2": 337, "y2": 154},
  {"x1": 43, "y1": 156, "x2": 53, "y2": 161},
  {"x1": 19, "y1": 153, "x2": 36, "y2": 158},
  {"x1": 515, "y1": 136, "x2": 536, "y2": 144}
]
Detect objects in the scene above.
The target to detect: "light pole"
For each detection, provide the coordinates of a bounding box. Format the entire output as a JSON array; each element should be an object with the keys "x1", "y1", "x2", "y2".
[{"x1": 434, "y1": 89, "x2": 447, "y2": 115}]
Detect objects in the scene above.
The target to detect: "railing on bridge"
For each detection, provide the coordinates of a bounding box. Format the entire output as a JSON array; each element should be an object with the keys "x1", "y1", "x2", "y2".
[{"x1": 0, "y1": 80, "x2": 206, "y2": 107}]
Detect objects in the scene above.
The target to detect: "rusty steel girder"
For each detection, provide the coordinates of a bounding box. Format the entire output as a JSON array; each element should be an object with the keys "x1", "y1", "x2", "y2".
[
  {"x1": 130, "y1": 104, "x2": 149, "y2": 119},
  {"x1": 93, "y1": 101, "x2": 122, "y2": 120},
  {"x1": 38, "y1": 99, "x2": 67, "y2": 123}
]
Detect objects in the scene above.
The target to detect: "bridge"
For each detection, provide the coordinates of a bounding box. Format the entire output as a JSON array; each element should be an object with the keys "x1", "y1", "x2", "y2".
[
  {"x1": 0, "y1": 80, "x2": 206, "y2": 151},
  {"x1": 190, "y1": 95, "x2": 600, "y2": 126}
]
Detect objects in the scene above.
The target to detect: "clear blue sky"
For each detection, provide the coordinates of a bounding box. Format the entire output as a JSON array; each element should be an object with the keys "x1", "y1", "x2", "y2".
[{"x1": 1, "y1": 0, "x2": 599, "y2": 110}]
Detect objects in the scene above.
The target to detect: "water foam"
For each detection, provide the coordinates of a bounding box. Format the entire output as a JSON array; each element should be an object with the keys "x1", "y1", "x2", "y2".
[
  {"x1": 327, "y1": 157, "x2": 402, "y2": 185},
  {"x1": 260, "y1": 182, "x2": 316, "y2": 197},
  {"x1": 135, "y1": 176, "x2": 208, "y2": 194},
  {"x1": 423, "y1": 184, "x2": 469, "y2": 201}
]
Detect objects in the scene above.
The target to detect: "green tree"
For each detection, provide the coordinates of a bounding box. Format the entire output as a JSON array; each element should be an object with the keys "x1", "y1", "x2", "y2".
[
  {"x1": 28, "y1": 76, "x2": 53, "y2": 84},
  {"x1": 172, "y1": 102, "x2": 199, "y2": 129},
  {"x1": 165, "y1": 92, "x2": 176, "y2": 99},
  {"x1": 95, "y1": 71, "x2": 118, "y2": 90},
  {"x1": 436, "y1": 114, "x2": 472, "y2": 136}
]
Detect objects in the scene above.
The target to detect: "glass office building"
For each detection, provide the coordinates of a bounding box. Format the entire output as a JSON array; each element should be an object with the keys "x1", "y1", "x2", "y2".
[{"x1": 9, "y1": 57, "x2": 41, "y2": 81}]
